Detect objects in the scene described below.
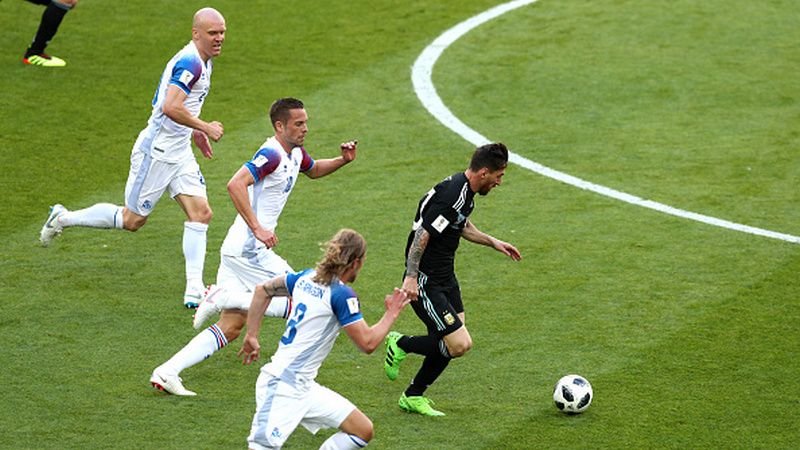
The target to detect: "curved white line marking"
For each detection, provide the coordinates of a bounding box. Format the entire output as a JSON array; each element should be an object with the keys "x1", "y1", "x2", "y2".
[{"x1": 411, "y1": 0, "x2": 800, "y2": 244}]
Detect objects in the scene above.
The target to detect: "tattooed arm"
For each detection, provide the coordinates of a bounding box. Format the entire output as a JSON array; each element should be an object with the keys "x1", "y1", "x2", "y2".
[
  {"x1": 401, "y1": 227, "x2": 430, "y2": 301},
  {"x1": 238, "y1": 276, "x2": 289, "y2": 365}
]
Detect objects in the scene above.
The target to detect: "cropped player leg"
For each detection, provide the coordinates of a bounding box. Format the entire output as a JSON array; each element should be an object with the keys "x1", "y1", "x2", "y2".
[
  {"x1": 300, "y1": 384, "x2": 364, "y2": 449},
  {"x1": 24, "y1": 0, "x2": 77, "y2": 62},
  {"x1": 39, "y1": 202, "x2": 131, "y2": 246},
  {"x1": 151, "y1": 323, "x2": 228, "y2": 394},
  {"x1": 58, "y1": 203, "x2": 126, "y2": 229},
  {"x1": 323, "y1": 408, "x2": 373, "y2": 448},
  {"x1": 249, "y1": 374, "x2": 304, "y2": 450},
  {"x1": 405, "y1": 350, "x2": 451, "y2": 397},
  {"x1": 320, "y1": 431, "x2": 369, "y2": 450},
  {"x1": 214, "y1": 300, "x2": 290, "y2": 339},
  {"x1": 121, "y1": 207, "x2": 148, "y2": 230},
  {"x1": 217, "y1": 309, "x2": 247, "y2": 342},
  {"x1": 442, "y1": 318, "x2": 472, "y2": 357},
  {"x1": 121, "y1": 149, "x2": 170, "y2": 231},
  {"x1": 214, "y1": 288, "x2": 291, "y2": 317},
  {"x1": 175, "y1": 194, "x2": 212, "y2": 306}
]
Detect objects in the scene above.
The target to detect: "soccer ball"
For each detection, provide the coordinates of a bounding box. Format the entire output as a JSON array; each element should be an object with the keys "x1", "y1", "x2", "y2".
[{"x1": 553, "y1": 374, "x2": 593, "y2": 414}]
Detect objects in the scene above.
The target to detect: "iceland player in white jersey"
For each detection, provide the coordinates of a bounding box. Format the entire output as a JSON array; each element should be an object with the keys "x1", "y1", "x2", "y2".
[
  {"x1": 238, "y1": 229, "x2": 410, "y2": 450},
  {"x1": 39, "y1": 8, "x2": 226, "y2": 308},
  {"x1": 150, "y1": 98, "x2": 358, "y2": 396}
]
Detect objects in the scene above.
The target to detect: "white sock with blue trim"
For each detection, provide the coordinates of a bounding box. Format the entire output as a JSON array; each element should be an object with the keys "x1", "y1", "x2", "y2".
[
  {"x1": 183, "y1": 222, "x2": 208, "y2": 292},
  {"x1": 58, "y1": 203, "x2": 124, "y2": 229},
  {"x1": 319, "y1": 432, "x2": 368, "y2": 450},
  {"x1": 160, "y1": 324, "x2": 227, "y2": 375}
]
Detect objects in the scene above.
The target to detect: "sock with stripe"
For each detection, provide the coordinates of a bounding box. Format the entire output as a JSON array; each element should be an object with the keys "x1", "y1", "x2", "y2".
[
  {"x1": 58, "y1": 203, "x2": 124, "y2": 229},
  {"x1": 159, "y1": 324, "x2": 228, "y2": 375},
  {"x1": 320, "y1": 431, "x2": 368, "y2": 450}
]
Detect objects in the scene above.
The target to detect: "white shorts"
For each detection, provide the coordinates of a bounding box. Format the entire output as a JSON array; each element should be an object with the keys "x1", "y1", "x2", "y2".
[
  {"x1": 248, "y1": 371, "x2": 356, "y2": 450},
  {"x1": 216, "y1": 251, "x2": 293, "y2": 293},
  {"x1": 124, "y1": 149, "x2": 207, "y2": 216}
]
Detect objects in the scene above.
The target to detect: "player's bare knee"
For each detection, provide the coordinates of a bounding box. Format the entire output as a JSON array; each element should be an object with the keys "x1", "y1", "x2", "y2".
[
  {"x1": 449, "y1": 344, "x2": 468, "y2": 358},
  {"x1": 359, "y1": 423, "x2": 374, "y2": 443},
  {"x1": 341, "y1": 409, "x2": 373, "y2": 443},
  {"x1": 447, "y1": 337, "x2": 472, "y2": 358},
  {"x1": 197, "y1": 206, "x2": 213, "y2": 224},
  {"x1": 187, "y1": 208, "x2": 212, "y2": 224},
  {"x1": 353, "y1": 417, "x2": 374, "y2": 442},
  {"x1": 218, "y1": 311, "x2": 246, "y2": 341},
  {"x1": 122, "y1": 214, "x2": 147, "y2": 231},
  {"x1": 220, "y1": 325, "x2": 241, "y2": 342}
]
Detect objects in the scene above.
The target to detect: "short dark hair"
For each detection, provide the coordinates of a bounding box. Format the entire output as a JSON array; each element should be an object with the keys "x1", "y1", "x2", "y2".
[
  {"x1": 469, "y1": 142, "x2": 508, "y2": 172},
  {"x1": 269, "y1": 97, "x2": 304, "y2": 129}
]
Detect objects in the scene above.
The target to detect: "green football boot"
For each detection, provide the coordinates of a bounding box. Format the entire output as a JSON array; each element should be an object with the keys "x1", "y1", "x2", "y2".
[
  {"x1": 23, "y1": 54, "x2": 67, "y2": 67},
  {"x1": 384, "y1": 331, "x2": 407, "y2": 381},
  {"x1": 398, "y1": 393, "x2": 445, "y2": 417}
]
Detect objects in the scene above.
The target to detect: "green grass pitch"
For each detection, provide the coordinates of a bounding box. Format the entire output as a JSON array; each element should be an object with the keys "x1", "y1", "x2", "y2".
[{"x1": 1, "y1": 0, "x2": 798, "y2": 448}]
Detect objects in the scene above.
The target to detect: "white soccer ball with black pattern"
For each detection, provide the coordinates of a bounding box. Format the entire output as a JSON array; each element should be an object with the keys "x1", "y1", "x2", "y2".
[{"x1": 553, "y1": 374, "x2": 593, "y2": 414}]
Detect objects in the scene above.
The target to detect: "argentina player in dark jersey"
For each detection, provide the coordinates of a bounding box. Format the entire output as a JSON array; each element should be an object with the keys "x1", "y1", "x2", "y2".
[{"x1": 385, "y1": 142, "x2": 522, "y2": 416}]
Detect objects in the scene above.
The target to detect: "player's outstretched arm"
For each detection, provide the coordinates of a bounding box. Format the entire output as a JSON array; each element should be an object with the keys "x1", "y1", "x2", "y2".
[
  {"x1": 238, "y1": 276, "x2": 288, "y2": 365},
  {"x1": 461, "y1": 220, "x2": 522, "y2": 261},
  {"x1": 343, "y1": 288, "x2": 409, "y2": 354},
  {"x1": 305, "y1": 140, "x2": 357, "y2": 179}
]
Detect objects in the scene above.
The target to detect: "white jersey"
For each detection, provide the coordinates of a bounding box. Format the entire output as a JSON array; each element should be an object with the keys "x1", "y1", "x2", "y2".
[
  {"x1": 261, "y1": 269, "x2": 363, "y2": 390},
  {"x1": 134, "y1": 41, "x2": 212, "y2": 163},
  {"x1": 220, "y1": 137, "x2": 315, "y2": 258}
]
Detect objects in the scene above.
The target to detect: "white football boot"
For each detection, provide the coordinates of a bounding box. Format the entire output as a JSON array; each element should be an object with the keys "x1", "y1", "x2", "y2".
[
  {"x1": 39, "y1": 204, "x2": 67, "y2": 247},
  {"x1": 150, "y1": 367, "x2": 197, "y2": 396},
  {"x1": 193, "y1": 285, "x2": 224, "y2": 329}
]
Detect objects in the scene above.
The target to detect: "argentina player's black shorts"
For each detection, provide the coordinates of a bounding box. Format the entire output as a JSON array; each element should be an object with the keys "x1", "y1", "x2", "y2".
[{"x1": 410, "y1": 271, "x2": 464, "y2": 337}]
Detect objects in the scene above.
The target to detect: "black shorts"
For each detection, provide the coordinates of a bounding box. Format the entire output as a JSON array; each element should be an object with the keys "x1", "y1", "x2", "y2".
[{"x1": 410, "y1": 271, "x2": 463, "y2": 337}]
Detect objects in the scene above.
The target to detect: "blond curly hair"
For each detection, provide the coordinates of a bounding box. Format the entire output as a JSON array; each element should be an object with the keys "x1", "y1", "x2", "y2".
[{"x1": 312, "y1": 229, "x2": 366, "y2": 285}]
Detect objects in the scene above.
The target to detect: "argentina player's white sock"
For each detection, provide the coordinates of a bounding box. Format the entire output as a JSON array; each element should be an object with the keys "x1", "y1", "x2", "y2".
[
  {"x1": 183, "y1": 222, "x2": 208, "y2": 292},
  {"x1": 58, "y1": 203, "x2": 124, "y2": 229},
  {"x1": 160, "y1": 324, "x2": 227, "y2": 374},
  {"x1": 319, "y1": 432, "x2": 368, "y2": 450}
]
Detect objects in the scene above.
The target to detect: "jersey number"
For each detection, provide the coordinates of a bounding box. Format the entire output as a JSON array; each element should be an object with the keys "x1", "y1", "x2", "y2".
[
  {"x1": 280, "y1": 303, "x2": 307, "y2": 345},
  {"x1": 412, "y1": 188, "x2": 436, "y2": 230}
]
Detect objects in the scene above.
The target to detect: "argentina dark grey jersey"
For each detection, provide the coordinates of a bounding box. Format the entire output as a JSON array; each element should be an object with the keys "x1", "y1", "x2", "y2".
[{"x1": 405, "y1": 172, "x2": 475, "y2": 282}]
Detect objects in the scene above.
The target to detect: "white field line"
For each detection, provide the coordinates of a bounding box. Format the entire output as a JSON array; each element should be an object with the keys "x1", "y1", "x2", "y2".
[{"x1": 411, "y1": 0, "x2": 800, "y2": 244}]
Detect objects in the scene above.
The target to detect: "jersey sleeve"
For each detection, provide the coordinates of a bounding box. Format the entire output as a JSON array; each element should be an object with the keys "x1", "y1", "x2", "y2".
[
  {"x1": 285, "y1": 269, "x2": 313, "y2": 295},
  {"x1": 329, "y1": 284, "x2": 363, "y2": 326},
  {"x1": 245, "y1": 147, "x2": 283, "y2": 182},
  {"x1": 298, "y1": 147, "x2": 315, "y2": 173},
  {"x1": 169, "y1": 54, "x2": 203, "y2": 94}
]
